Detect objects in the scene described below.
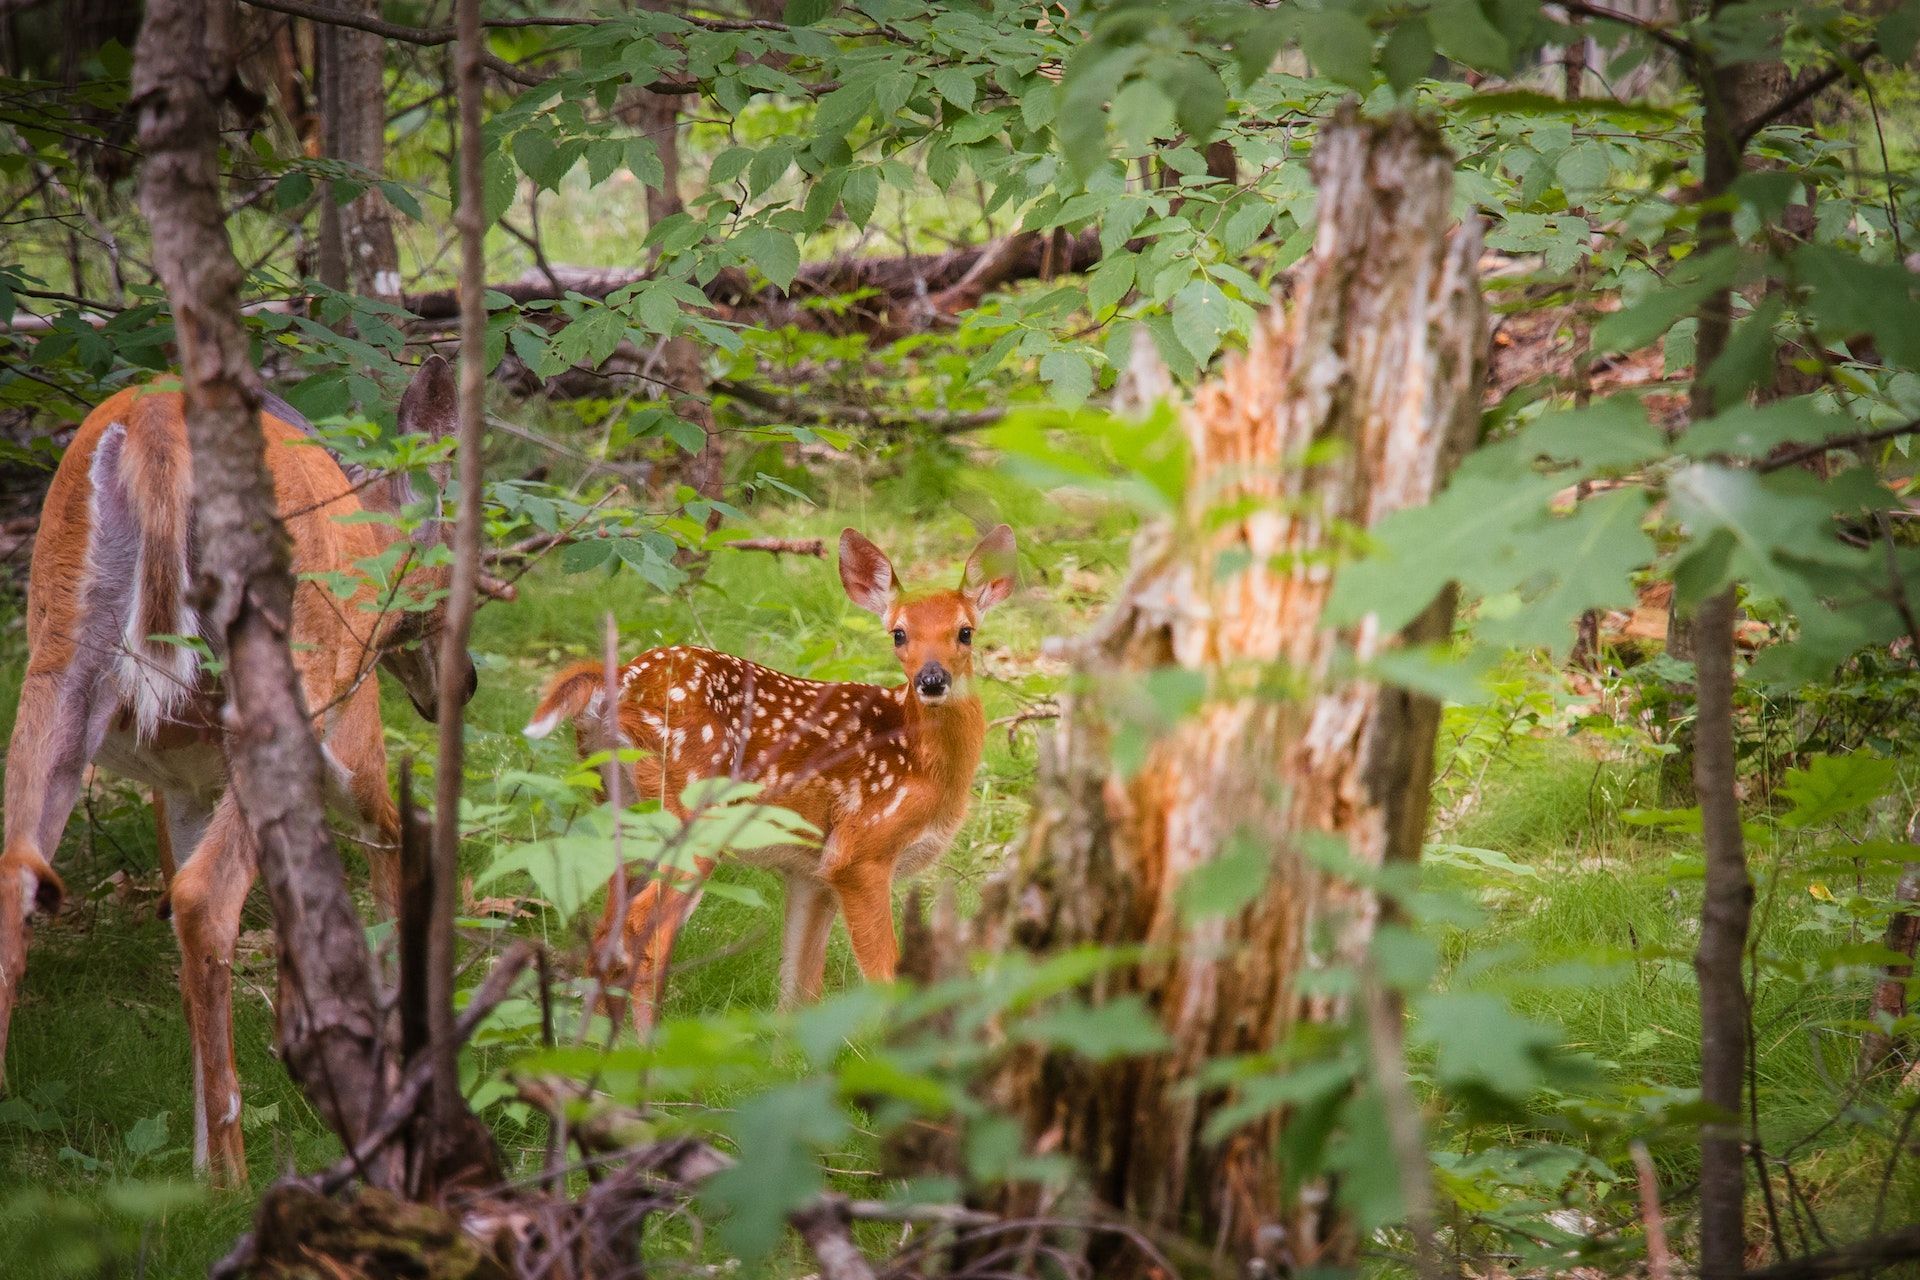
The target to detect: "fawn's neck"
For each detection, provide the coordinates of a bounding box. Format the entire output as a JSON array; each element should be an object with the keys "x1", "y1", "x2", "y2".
[{"x1": 896, "y1": 685, "x2": 986, "y2": 789}]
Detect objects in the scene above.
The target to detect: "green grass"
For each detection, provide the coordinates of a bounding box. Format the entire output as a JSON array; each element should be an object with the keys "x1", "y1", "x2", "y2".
[
  {"x1": 3, "y1": 469, "x2": 1917, "y2": 1273},
  {"x1": 0, "y1": 458, "x2": 1135, "y2": 1275},
  {"x1": 1427, "y1": 737, "x2": 1920, "y2": 1247}
]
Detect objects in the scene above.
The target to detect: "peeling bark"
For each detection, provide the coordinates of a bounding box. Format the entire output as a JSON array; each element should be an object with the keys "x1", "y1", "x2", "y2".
[
  {"x1": 966, "y1": 111, "x2": 1485, "y2": 1273},
  {"x1": 133, "y1": 0, "x2": 391, "y2": 1183}
]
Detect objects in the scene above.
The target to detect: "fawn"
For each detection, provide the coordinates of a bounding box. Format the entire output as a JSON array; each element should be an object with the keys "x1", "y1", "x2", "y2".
[
  {"x1": 0, "y1": 359, "x2": 479, "y2": 1184},
  {"x1": 523, "y1": 525, "x2": 1017, "y2": 1031}
]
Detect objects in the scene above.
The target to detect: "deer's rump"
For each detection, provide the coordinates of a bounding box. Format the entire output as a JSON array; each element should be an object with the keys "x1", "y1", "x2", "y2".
[{"x1": 31, "y1": 387, "x2": 382, "y2": 754}]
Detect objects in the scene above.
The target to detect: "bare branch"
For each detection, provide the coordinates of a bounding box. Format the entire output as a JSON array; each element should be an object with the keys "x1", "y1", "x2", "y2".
[
  {"x1": 1558, "y1": 1, "x2": 1696, "y2": 58},
  {"x1": 1738, "y1": 1226, "x2": 1920, "y2": 1280},
  {"x1": 1738, "y1": 42, "x2": 1879, "y2": 148},
  {"x1": 237, "y1": 0, "x2": 690, "y2": 90},
  {"x1": 1756, "y1": 416, "x2": 1920, "y2": 474}
]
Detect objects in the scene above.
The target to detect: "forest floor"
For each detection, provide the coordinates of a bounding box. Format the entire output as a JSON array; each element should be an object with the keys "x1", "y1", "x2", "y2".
[{"x1": 0, "y1": 448, "x2": 1914, "y2": 1276}]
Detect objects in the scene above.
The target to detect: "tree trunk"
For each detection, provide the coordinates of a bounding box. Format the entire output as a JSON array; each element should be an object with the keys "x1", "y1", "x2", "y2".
[
  {"x1": 133, "y1": 0, "x2": 392, "y2": 1185},
  {"x1": 965, "y1": 110, "x2": 1485, "y2": 1274},
  {"x1": 314, "y1": 0, "x2": 401, "y2": 302},
  {"x1": 1691, "y1": 586, "x2": 1751, "y2": 1277},
  {"x1": 1689, "y1": 18, "x2": 1756, "y2": 1273}
]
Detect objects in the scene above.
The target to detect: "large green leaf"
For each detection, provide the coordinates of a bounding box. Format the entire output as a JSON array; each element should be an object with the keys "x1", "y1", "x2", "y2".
[
  {"x1": 1327, "y1": 471, "x2": 1563, "y2": 634},
  {"x1": 1676, "y1": 397, "x2": 1850, "y2": 460},
  {"x1": 1779, "y1": 753, "x2": 1897, "y2": 830},
  {"x1": 1478, "y1": 489, "x2": 1654, "y2": 655},
  {"x1": 702, "y1": 1079, "x2": 848, "y2": 1261}
]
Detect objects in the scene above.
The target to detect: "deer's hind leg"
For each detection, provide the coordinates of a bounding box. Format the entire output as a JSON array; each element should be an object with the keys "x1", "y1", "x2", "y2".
[
  {"x1": 779, "y1": 873, "x2": 837, "y2": 1008},
  {"x1": 168, "y1": 793, "x2": 257, "y2": 1187}
]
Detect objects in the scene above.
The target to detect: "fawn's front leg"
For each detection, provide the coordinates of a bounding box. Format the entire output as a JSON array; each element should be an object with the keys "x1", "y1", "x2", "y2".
[{"x1": 823, "y1": 807, "x2": 933, "y2": 985}]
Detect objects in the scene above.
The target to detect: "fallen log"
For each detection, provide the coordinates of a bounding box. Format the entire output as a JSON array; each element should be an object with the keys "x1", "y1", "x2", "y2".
[{"x1": 404, "y1": 228, "x2": 1103, "y2": 340}]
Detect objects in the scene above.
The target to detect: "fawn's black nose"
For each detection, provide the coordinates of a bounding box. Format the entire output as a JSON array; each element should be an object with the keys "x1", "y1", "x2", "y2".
[{"x1": 915, "y1": 663, "x2": 951, "y2": 699}]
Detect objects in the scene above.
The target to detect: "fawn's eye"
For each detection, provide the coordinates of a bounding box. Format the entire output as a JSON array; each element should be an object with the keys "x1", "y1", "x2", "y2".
[
  {"x1": 957, "y1": 626, "x2": 973, "y2": 645},
  {"x1": 891, "y1": 627, "x2": 907, "y2": 647}
]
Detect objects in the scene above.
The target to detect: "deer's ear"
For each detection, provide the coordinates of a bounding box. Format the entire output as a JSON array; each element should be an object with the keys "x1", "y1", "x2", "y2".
[
  {"x1": 396, "y1": 355, "x2": 457, "y2": 440},
  {"x1": 961, "y1": 524, "x2": 1016, "y2": 612},
  {"x1": 839, "y1": 528, "x2": 896, "y2": 617}
]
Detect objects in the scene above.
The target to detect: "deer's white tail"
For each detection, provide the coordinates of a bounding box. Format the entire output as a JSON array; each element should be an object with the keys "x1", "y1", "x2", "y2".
[
  {"x1": 90, "y1": 397, "x2": 196, "y2": 740},
  {"x1": 523, "y1": 661, "x2": 608, "y2": 739}
]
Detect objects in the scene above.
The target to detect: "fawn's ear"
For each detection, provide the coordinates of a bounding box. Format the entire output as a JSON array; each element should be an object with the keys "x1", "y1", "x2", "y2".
[
  {"x1": 961, "y1": 524, "x2": 1017, "y2": 612},
  {"x1": 839, "y1": 528, "x2": 897, "y2": 617}
]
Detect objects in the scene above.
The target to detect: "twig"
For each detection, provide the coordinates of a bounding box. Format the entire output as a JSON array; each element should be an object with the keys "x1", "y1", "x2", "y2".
[
  {"x1": 1736, "y1": 1225, "x2": 1920, "y2": 1280},
  {"x1": 1631, "y1": 1141, "x2": 1674, "y2": 1280},
  {"x1": 425, "y1": 0, "x2": 485, "y2": 1151},
  {"x1": 1557, "y1": 1, "x2": 1696, "y2": 58},
  {"x1": 1738, "y1": 42, "x2": 1879, "y2": 148},
  {"x1": 726, "y1": 536, "x2": 826, "y2": 556},
  {"x1": 235, "y1": 0, "x2": 653, "y2": 90},
  {"x1": 1756, "y1": 416, "x2": 1920, "y2": 473}
]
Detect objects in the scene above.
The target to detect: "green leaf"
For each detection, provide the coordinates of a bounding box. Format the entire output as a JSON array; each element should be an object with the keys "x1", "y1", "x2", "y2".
[
  {"x1": 1671, "y1": 466, "x2": 1902, "y2": 680},
  {"x1": 1111, "y1": 79, "x2": 1174, "y2": 154},
  {"x1": 625, "y1": 137, "x2": 665, "y2": 188},
  {"x1": 1172, "y1": 278, "x2": 1232, "y2": 364},
  {"x1": 1883, "y1": 1, "x2": 1920, "y2": 61},
  {"x1": 1170, "y1": 62, "x2": 1227, "y2": 143},
  {"x1": 930, "y1": 68, "x2": 977, "y2": 112},
  {"x1": 1794, "y1": 245, "x2": 1920, "y2": 371},
  {"x1": 841, "y1": 167, "x2": 880, "y2": 228},
  {"x1": 1413, "y1": 991, "x2": 1565, "y2": 1093},
  {"x1": 1593, "y1": 250, "x2": 1741, "y2": 354},
  {"x1": 512, "y1": 127, "x2": 575, "y2": 190},
  {"x1": 703, "y1": 1079, "x2": 848, "y2": 1261},
  {"x1": 1676, "y1": 396, "x2": 1846, "y2": 460},
  {"x1": 274, "y1": 171, "x2": 313, "y2": 211},
  {"x1": 709, "y1": 145, "x2": 753, "y2": 187},
  {"x1": 123, "y1": 1112, "x2": 169, "y2": 1160},
  {"x1": 1427, "y1": 0, "x2": 1511, "y2": 71},
  {"x1": 1556, "y1": 140, "x2": 1610, "y2": 203},
  {"x1": 784, "y1": 0, "x2": 833, "y2": 24},
  {"x1": 1087, "y1": 252, "x2": 1137, "y2": 315},
  {"x1": 1381, "y1": 17, "x2": 1435, "y2": 92},
  {"x1": 1327, "y1": 472, "x2": 1563, "y2": 633},
  {"x1": 1176, "y1": 836, "x2": 1271, "y2": 921},
  {"x1": 1512, "y1": 394, "x2": 1668, "y2": 472},
  {"x1": 1221, "y1": 202, "x2": 1273, "y2": 256},
  {"x1": 586, "y1": 139, "x2": 622, "y2": 188},
  {"x1": 1016, "y1": 995, "x2": 1171, "y2": 1062},
  {"x1": 800, "y1": 169, "x2": 846, "y2": 230},
  {"x1": 1700, "y1": 295, "x2": 1782, "y2": 403},
  {"x1": 480, "y1": 155, "x2": 517, "y2": 227},
  {"x1": 735, "y1": 227, "x2": 799, "y2": 292},
  {"x1": 1040, "y1": 349, "x2": 1094, "y2": 409},
  {"x1": 1477, "y1": 489, "x2": 1655, "y2": 655},
  {"x1": 1779, "y1": 753, "x2": 1897, "y2": 829},
  {"x1": 747, "y1": 144, "x2": 792, "y2": 199},
  {"x1": 1299, "y1": 11, "x2": 1375, "y2": 90}
]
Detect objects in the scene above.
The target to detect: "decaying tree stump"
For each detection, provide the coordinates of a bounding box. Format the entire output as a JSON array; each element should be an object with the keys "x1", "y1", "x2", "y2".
[{"x1": 965, "y1": 110, "x2": 1486, "y2": 1273}]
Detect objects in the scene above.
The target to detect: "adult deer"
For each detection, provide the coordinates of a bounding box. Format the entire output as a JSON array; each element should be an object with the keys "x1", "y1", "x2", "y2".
[
  {"x1": 524, "y1": 525, "x2": 1016, "y2": 1032},
  {"x1": 0, "y1": 358, "x2": 476, "y2": 1185}
]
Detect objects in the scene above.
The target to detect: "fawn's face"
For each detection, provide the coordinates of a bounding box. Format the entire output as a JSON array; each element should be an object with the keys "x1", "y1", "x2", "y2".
[{"x1": 840, "y1": 525, "x2": 1017, "y2": 708}]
